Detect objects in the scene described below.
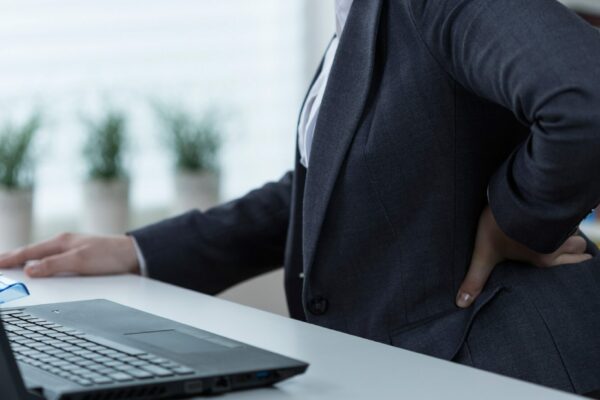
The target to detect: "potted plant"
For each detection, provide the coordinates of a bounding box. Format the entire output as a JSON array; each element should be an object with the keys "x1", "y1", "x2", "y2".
[
  {"x1": 81, "y1": 111, "x2": 130, "y2": 234},
  {"x1": 0, "y1": 113, "x2": 41, "y2": 252},
  {"x1": 156, "y1": 106, "x2": 222, "y2": 214}
]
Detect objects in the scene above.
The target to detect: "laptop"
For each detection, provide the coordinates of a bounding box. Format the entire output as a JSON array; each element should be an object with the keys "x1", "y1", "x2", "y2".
[{"x1": 0, "y1": 299, "x2": 308, "y2": 400}]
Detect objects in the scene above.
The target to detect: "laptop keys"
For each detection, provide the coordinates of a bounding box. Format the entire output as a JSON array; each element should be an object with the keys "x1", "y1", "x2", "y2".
[
  {"x1": 123, "y1": 368, "x2": 153, "y2": 379},
  {"x1": 139, "y1": 365, "x2": 173, "y2": 377},
  {"x1": 2, "y1": 310, "x2": 197, "y2": 386},
  {"x1": 108, "y1": 372, "x2": 134, "y2": 382},
  {"x1": 172, "y1": 366, "x2": 195, "y2": 375}
]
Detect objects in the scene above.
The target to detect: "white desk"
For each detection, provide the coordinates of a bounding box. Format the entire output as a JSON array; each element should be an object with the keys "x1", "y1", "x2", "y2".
[
  {"x1": 0, "y1": 269, "x2": 582, "y2": 400},
  {"x1": 561, "y1": 0, "x2": 600, "y2": 14}
]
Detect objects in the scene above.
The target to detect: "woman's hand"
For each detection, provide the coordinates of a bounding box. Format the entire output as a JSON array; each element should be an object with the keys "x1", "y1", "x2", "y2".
[
  {"x1": 0, "y1": 233, "x2": 140, "y2": 278},
  {"x1": 456, "y1": 206, "x2": 592, "y2": 308}
]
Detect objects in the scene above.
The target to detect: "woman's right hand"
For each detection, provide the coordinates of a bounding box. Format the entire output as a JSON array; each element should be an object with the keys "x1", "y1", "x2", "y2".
[{"x1": 0, "y1": 233, "x2": 140, "y2": 278}]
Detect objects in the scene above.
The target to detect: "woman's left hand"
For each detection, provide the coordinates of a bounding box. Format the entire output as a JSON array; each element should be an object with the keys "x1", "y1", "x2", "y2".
[{"x1": 456, "y1": 206, "x2": 592, "y2": 308}]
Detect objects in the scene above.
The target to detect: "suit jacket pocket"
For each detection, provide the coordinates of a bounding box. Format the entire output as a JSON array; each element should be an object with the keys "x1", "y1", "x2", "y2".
[{"x1": 389, "y1": 285, "x2": 506, "y2": 360}]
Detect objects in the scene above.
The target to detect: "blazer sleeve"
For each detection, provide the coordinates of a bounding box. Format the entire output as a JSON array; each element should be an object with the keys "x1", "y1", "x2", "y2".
[
  {"x1": 408, "y1": 0, "x2": 600, "y2": 253},
  {"x1": 129, "y1": 171, "x2": 293, "y2": 294}
]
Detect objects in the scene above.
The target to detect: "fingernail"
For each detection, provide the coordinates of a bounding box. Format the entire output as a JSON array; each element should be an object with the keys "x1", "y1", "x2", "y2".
[
  {"x1": 456, "y1": 291, "x2": 473, "y2": 308},
  {"x1": 25, "y1": 263, "x2": 41, "y2": 276}
]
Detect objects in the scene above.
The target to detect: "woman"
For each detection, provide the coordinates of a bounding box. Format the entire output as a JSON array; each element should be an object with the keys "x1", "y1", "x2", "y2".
[{"x1": 2, "y1": 0, "x2": 600, "y2": 394}]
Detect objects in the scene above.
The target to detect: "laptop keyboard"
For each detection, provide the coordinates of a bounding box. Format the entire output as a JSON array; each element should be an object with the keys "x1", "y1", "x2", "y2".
[{"x1": 1, "y1": 309, "x2": 195, "y2": 387}]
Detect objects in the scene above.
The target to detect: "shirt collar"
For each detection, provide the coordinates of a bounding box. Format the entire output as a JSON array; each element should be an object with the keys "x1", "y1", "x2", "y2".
[{"x1": 335, "y1": 0, "x2": 354, "y2": 36}]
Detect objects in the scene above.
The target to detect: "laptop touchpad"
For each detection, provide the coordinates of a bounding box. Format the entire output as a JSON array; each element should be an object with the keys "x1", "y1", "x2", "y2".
[{"x1": 127, "y1": 330, "x2": 232, "y2": 354}]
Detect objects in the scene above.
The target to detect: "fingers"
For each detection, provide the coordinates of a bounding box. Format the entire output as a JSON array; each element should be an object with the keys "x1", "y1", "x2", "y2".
[
  {"x1": 0, "y1": 234, "x2": 72, "y2": 269},
  {"x1": 24, "y1": 248, "x2": 83, "y2": 278},
  {"x1": 534, "y1": 236, "x2": 589, "y2": 268},
  {"x1": 551, "y1": 236, "x2": 592, "y2": 266},
  {"x1": 457, "y1": 226, "x2": 501, "y2": 308},
  {"x1": 553, "y1": 253, "x2": 593, "y2": 266},
  {"x1": 458, "y1": 204, "x2": 593, "y2": 310},
  {"x1": 456, "y1": 207, "x2": 504, "y2": 308},
  {"x1": 555, "y1": 235, "x2": 587, "y2": 255},
  {"x1": 456, "y1": 259, "x2": 496, "y2": 308},
  {"x1": 457, "y1": 232, "x2": 593, "y2": 309}
]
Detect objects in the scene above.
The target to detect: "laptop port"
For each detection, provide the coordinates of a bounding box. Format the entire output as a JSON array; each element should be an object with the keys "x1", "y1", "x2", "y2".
[
  {"x1": 255, "y1": 371, "x2": 271, "y2": 380},
  {"x1": 184, "y1": 380, "x2": 204, "y2": 394},
  {"x1": 213, "y1": 377, "x2": 231, "y2": 392}
]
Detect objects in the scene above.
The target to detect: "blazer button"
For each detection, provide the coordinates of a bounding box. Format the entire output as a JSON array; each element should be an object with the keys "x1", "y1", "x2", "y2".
[{"x1": 307, "y1": 296, "x2": 329, "y2": 316}]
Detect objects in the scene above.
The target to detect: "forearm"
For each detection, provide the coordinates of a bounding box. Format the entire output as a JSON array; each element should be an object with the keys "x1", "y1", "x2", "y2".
[
  {"x1": 410, "y1": 0, "x2": 600, "y2": 253},
  {"x1": 129, "y1": 172, "x2": 293, "y2": 294}
]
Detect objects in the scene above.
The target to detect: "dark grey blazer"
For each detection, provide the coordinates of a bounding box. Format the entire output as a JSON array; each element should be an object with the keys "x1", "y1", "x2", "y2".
[{"x1": 131, "y1": 0, "x2": 600, "y2": 394}]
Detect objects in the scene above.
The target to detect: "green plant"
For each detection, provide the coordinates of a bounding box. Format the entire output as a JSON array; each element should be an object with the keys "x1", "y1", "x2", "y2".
[
  {"x1": 0, "y1": 113, "x2": 41, "y2": 190},
  {"x1": 82, "y1": 111, "x2": 127, "y2": 181},
  {"x1": 156, "y1": 106, "x2": 221, "y2": 173}
]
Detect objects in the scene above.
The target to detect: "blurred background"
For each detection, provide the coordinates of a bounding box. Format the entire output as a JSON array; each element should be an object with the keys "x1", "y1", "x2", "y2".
[
  {"x1": 0, "y1": 0, "x2": 598, "y2": 316},
  {"x1": 0, "y1": 0, "x2": 335, "y2": 233}
]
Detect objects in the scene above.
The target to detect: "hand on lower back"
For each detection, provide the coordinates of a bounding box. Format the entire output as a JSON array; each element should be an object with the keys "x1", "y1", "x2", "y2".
[
  {"x1": 456, "y1": 206, "x2": 592, "y2": 308},
  {"x1": 0, "y1": 233, "x2": 140, "y2": 278}
]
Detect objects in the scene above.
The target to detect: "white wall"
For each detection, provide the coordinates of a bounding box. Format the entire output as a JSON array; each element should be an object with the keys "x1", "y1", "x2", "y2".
[{"x1": 0, "y1": 0, "x2": 307, "y2": 228}]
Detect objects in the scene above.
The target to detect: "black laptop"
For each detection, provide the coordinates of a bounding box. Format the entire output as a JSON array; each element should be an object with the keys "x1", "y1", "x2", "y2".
[{"x1": 0, "y1": 299, "x2": 308, "y2": 400}]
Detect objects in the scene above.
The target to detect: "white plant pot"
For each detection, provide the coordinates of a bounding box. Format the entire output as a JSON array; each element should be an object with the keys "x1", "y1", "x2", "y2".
[
  {"x1": 173, "y1": 170, "x2": 219, "y2": 214},
  {"x1": 82, "y1": 179, "x2": 130, "y2": 234},
  {"x1": 0, "y1": 188, "x2": 33, "y2": 252}
]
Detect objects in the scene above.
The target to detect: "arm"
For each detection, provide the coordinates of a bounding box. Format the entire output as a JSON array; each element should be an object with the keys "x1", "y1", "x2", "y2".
[
  {"x1": 129, "y1": 171, "x2": 293, "y2": 294},
  {"x1": 408, "y1": 0, "x2": 600, "y2": 307},
  {"x1": 0, "y1": 172, "x2": 293, "y2": 293},
  {"x1": 409, "y1": 0, "x2": 600, "y2": 253}
]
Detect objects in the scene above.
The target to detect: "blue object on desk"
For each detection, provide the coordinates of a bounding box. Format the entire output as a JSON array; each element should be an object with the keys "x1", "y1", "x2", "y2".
[
  {"x1": 0, "y1": 274, "x2": 30, "y2": 304},
  {"x1": 584, "y1": 210, "x2": 596, "y2": 223}
]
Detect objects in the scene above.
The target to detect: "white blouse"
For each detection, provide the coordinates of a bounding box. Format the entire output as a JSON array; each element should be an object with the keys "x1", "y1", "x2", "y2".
[{"x1": 298, "y1": 0, "x2": 354, "y2": 167}]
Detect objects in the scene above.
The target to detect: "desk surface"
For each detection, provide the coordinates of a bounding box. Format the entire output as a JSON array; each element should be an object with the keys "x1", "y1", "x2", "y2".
[{"x1": 0, "y1": 269, "x2": 581, "y2": 400}]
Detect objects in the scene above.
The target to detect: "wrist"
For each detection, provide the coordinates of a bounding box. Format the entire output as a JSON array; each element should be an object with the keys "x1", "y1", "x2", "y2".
[{"x1": 121, "y1": 235, "x2": 141, "y2": 275}]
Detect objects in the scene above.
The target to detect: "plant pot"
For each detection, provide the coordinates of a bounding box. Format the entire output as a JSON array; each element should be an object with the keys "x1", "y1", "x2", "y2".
[
  {"x1": 82, "y1": 179, "x2": 129, "y2": 234},
  {"x1": 0, "y1": 188, "x2": 33, "y2": 252},
  {"x1": 173, "y1": 170, "x2": 219, "y2": 214}
]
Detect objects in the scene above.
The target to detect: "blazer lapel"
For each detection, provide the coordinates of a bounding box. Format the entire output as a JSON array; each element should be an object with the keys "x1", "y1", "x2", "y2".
[{"x1": 302, "y1": 0, "x2": 383, "y2": 275}]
